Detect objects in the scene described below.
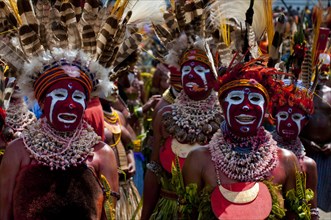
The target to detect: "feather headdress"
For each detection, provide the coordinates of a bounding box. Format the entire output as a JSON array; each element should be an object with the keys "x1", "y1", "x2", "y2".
[
  {"x1": 0, "y1": 0, "x2": 147, "y2": 104},
  {"x1": 207, "y1": 0, "x2": 269, "y2": 62},
  {"x1": 151, "y1": 0, "x2": 217, "y2": 78}
]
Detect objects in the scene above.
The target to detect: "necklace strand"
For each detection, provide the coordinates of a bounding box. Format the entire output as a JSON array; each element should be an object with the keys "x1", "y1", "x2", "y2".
[
  {"x1": 23, "y1": 118, "x2": 100, "y2": 170},
  {"x1": 209, "y1": 123, "x2": 279, "y2": 182}
]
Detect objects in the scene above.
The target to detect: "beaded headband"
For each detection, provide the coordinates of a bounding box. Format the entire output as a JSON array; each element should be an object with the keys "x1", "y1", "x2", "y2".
[
  {"x1": 219, "y1": 79, "x2": 270, "y2": 104},
  {"x1": 180, "y1": 49, "x2": 212, "y2": 68}
]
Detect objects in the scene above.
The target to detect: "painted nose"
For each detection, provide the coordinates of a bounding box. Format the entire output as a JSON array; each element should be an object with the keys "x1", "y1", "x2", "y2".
[
  {"x1": 242, "y1": 105, "x2": 249, "y2": 111},
  {"x1": 69, "y1": 103, "x2": 75, "y2": 109},
  {"x1": 287, "y1": 123, "x2": 291, "y2": 127}
]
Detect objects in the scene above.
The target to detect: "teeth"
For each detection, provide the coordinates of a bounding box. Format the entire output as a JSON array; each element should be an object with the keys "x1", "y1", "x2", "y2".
[
  {"x1": 58, "y1": 113, "x2": 77, "y2": 123},
  {"x1": 185, "y1": 82, "x2": 197, "y2": 88},
  {"x1": 235, "y1": 115, "x2": 256, "y2": 125}
]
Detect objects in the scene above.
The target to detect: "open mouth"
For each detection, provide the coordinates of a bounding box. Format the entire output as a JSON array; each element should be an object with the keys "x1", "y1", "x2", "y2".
[
  {"x1": 58, "y1": 113, "x2": 77, "y2": 123},
  {"x1": 235, "y1": 115, "x2": 256, "y2": 125},
  {"x1": 185, "y1": 82, "x2": 198, "y2": 88}
]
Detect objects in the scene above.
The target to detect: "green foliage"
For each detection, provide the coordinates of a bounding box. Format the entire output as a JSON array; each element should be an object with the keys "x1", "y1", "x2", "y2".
[{"x1": 286, "y1": 171, "x2": 314, "y2": 220}]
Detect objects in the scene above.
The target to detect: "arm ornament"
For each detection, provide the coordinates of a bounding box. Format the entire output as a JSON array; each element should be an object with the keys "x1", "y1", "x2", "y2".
[
  {"x1": 310, "y1": 208, "x2": 319, "y2": 218},
  {"x1": 146, "y1": 161, "x2": 162, "y2": 176}
]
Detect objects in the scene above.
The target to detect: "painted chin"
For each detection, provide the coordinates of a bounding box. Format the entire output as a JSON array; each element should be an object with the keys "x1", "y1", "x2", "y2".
[
  {"x1": 240, "y1": 126, "x2": 250, "y2": 133},
  {"x1": 57, "y1": 113, "x2": 77, "y2": 124},
  {"x1": 235, "y1": 114, "x2": 256, "y2": 125}
]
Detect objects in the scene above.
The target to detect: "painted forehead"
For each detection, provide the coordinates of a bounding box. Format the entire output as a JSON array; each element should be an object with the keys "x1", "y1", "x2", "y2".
[
  {"x1": 45, "y1": 79, "x2": 87, "y2": 95},
  {"x1": 221, "y1": 86, "x2": 266, "y2": 100},
  {"x1": 276, "y1": 105, "x2": 306, "y2": 114}
]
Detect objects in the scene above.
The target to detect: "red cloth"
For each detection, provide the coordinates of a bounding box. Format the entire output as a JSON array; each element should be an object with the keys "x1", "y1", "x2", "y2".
[{"x1": 84, "y1": 97, "x2": 105, "y2": 141}]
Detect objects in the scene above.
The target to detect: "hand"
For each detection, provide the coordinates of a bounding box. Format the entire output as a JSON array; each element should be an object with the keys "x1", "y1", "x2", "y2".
[
  {"x1": 127, "y1": 150, "x2": 136, "y2": 176},
  {"x1": 143, "y1": 95, "x2": 162, "y2": 113},
  {"x1": 321, "y1": 143, "x2": 331, "y2": 156}
]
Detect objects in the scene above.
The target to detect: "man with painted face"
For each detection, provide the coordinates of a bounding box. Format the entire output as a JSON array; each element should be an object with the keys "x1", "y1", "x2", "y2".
[
  {"x1": 270, "y1": 85, "x2": 318, "y2": 219},
  {"x1": 0, "y1": 54, "x2": 119, "y2": 219},
  {"x1": 182, "y1": 59, "x2": 301, "y2": 219},
  {"x1": 141, "y1": 47, "x2": 223, "y2": 219}
]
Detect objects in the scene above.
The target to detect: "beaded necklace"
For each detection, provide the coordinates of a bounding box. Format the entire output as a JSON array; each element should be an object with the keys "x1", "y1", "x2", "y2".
[
  {"x1": 6, "y1": 99, "x2": 36, "y2": 132},
  {"x1": 162, "y1": 90, "x2": 223, "y2": 145},
  {"x1": 209, "y1": 122, "x2": 278, "y2": 182},
  {"x1": 22, "y1": 118, "x2": 100, "y2": 170},
  {"x1": 103, "y1": 110, "x2": 121, "y2": 147},
  {"x1": 272, "y1": 131, "x2": 306, "y2": 160}
]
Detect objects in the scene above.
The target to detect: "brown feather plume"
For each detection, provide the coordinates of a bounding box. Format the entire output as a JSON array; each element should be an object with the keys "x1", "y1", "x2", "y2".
[{"x1": 60, "y1": 2, "x2": 81, "y2": 50}]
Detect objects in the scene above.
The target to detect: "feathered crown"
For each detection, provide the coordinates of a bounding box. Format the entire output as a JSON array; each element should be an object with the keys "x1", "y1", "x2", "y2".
[
  {"x1": 0, "y1": 0, "x2": 160, "y2": 104},
  {"x1": 217, "y1": 57, "x2": 287, "y2": 118},
  {"x1": 152, "y1": 0, "x2": 217, "y2": 78}
]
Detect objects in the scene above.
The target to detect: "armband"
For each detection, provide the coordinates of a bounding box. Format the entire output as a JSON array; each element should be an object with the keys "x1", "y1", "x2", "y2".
[
  {"x1": 146, "y1": 161, "x2": 162, "y2": 176},
  {"x1": 110, "y1": 191, "x2": 121, "y2": 200},
  {"x1": 310, "y1": 208, "x2": 320, "y2": 218},
  {"x1": 134, "y1": 106, "x2": 143, "y2": 117}
]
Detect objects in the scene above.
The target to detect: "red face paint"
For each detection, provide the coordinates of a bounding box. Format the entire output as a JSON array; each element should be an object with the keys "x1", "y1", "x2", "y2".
[
  {"x1": 43, "y1": 79, "x2": 87, "y2": 132},
  {"x1": 181, "y1": 60, "x2": 215, "y2": 100}
]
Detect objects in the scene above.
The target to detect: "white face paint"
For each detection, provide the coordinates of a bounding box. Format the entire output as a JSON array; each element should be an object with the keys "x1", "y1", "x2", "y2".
[
  {"x1": 276, "y1": 108, "x2": 306, "y2": 135},
  {"x1": 46, "y1": 88, "x2": 86, "y2": 124},
  {"x1": 224, "y1": 89, "x2": 265, "y2": 128},
  {"x1": 181, "y1": 63, "x2": 210, "y2": 91},
  {"x1": 46, "y1": 88, "x2": 68, "y2": 123}
]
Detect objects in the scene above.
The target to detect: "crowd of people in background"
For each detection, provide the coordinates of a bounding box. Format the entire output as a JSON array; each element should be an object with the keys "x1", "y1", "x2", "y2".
[{"x1": 0, "y1": 0, "x2": 331, "y2": 219}]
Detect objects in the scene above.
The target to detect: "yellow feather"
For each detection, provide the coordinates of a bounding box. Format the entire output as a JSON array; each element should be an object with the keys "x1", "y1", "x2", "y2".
[
  {"x1": 264, "y1": 0, "x2": 274, "y2": 53},
  {"x1": 8, "y1": 0, "x2": 21, "y2": 25},
  {"x1": 312, "y1": 6, "x2": 322, "y2": 66},
  {"x1": 219, "y1": 20, "x2": 230, "y2": 46}
]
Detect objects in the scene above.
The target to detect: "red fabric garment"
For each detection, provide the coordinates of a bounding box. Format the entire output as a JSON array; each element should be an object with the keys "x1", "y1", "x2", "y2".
[{"x1": 84, "y1": 97, "x2": 105, "y2": 141}]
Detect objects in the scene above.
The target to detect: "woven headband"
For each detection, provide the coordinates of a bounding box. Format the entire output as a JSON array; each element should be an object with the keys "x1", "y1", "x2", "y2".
[{"x1": 219, "y1": 79, "x2": 270, "y2": 104}]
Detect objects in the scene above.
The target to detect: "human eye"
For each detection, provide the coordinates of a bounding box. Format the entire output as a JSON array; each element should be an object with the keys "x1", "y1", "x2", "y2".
[
  {"x1": 181, "y1": 65, "x2": 191, "y2": 75},
  {"x1": 226, "y1": 91, "x2": 244, "y2": 103},
  {"x1": 277, "y1": 111, "x2": 288, "y2": 120},
  {"x1": 194, "y1": 65, "x2": 209, "y2": 75},
  {"x1": 72, "y1": 91, "x2": 86, "y2": 101},
  {"x1": 292, "y1": 113, "x2": 304, "y2": 121},
  {"x1": 53, "y1": 89, "x2": 67, "y2": 98},
  {"x1": 249, "y1": 93, "x2": 264, "y2": 104}
]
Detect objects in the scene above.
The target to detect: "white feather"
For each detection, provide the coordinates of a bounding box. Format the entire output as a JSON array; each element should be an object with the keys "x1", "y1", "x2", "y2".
[
  {"x1": 125, "y1": 0, "x2": 167, "y2": 26},
  {"x1": 208, "y1": 0, "x2": 267, "y2": 40}
]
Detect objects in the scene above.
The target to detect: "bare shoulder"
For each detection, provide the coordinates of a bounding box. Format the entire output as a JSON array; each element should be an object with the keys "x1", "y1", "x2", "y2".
[
  {"x1": 186, "y1": 147, "x2": 211, "y2": 166},
  {"x1": 93, "y1": 141, "x2": 115, "y2": 157},
  {"x1": 277, "y1": 147, "x2": 299, "y2": 171},
  {"x1": 4, "y1": 138, "x2": 30, "y2": 161},
  {"x1": 303, "y1": 156, "x2": 317, "y2": 171}
]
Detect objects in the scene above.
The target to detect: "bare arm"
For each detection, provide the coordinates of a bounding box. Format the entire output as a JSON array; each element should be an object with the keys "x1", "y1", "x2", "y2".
[
  {"x1": 281, "y1": 149, "x2": 301, "y2": 219},
  {"x1": 304, "y1": 158, "x2": 318, "y2": 220},
  {"x1": 94, "y1": 143, "x2": 119, "y2": 207},
  {"x1": 141, "y1": 108, "x2": 165, "y2": 219},
  {"x1": 0, "y1": 139, "x2": 25, "y2": 220}
]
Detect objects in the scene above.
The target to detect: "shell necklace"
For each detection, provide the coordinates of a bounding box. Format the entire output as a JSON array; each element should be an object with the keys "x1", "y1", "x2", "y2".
[
  {"x1": 209, "y1": 122, "x2": 278, "y2": 182},
  {"x1": 162, "y1": 90, "x2": 223, "y2": 145},
  {"x1": 272, "y1": 131, "x2": 306, "y2": 160},
  {"x1": 22, "y1": 118, "x2": 100, "y2": 170}
]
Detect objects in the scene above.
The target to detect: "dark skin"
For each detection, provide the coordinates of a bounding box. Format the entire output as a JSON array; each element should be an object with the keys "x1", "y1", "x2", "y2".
[
  {"x1": 273, "y1": 107, "x2": 318, "y2": 219},
  {"x1": 300, "y1": 79, "x2": 331, "y2": 156},
  {"x1": 182, "y1": 93, "x2": 300, "y2": 219},
  {"x1": 142, "y1": 90, "x2": 213, "y2": 219},
  {"x1": 104, "y1": 108, "x2": 136, "y2": 177},
  {"x1": 183, "y1": 146, "x2": 299, "y2": 219},
  {"x1": 0, "y1": 139, "x2": 118, "y2": 220}
]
